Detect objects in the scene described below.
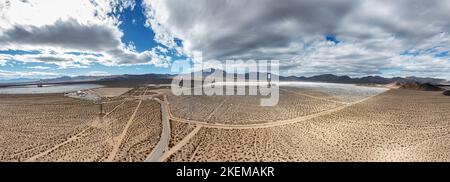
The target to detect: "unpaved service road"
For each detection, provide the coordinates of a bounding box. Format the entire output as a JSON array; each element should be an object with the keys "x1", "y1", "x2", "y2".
[
  {"x1": 164, "y1": 89, "x2": 450, "y2": 162},
  {"x1": 146, "y1": 98, "x2": 171, "y2": 162},
  {"x1": 0, "y1": 87, "x2": 163, "y2": 162}
]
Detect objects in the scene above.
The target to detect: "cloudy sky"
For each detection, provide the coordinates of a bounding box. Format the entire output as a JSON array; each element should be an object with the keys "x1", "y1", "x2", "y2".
[{"x1": 1, "y1": 0, "x2": 450, "y2": 80}]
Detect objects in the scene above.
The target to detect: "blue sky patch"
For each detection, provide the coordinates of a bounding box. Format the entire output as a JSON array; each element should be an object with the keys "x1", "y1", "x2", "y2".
[
  {"x1": 435, "y1": 51, "x2": 449, "y2": 58},
  {"x1": 116, "y1": 0, "x2": 157, "y2": 52},
  {"x1": 0, "y1": 50, "x2": 40, "y2": 55},
  {"x1": 325, "y1": 35, "x2": 340, "y2": 44}
]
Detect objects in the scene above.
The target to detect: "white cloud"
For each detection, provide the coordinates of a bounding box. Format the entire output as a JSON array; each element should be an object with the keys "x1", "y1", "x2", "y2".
[
  {"x1": 0, "y1": 45, "x2": 171, "y2": 69},
  {"x1": 0, "y1": 0, "x2": 171, "y2": 70},
  {"x1": 1, "y1": 0, "x2": 450, "y2": 79},
  {"x1": 0, "y1": 55, "x2": 8, "y2": 66},
  {"x1": 1, "y1": 52, "x2": 96, "y2": 69},
  {"x1": 391, "y1": 55, "x2": 450, "y2": 79},
  {"x1": 0, "y1": 69, "x2": 59, "y2": 78},
  {"x1": 143, "y1": 1, "x2": 183, "y2": 55},
  {"x1": 143, "y1": 0, "x2": 450, "y2": 79},
  {"x1": 86, "y1": 71, "x2": 110, "y2": 76},
  {"x1": 0, "y1": 19, "x2": 122, "y2": 52},
  {"x1": 27, "y1": 66, "x2": 51, "y2": 70},
  {"x1": 0, "y1": 0, "x2": 117, "y2": 29}
]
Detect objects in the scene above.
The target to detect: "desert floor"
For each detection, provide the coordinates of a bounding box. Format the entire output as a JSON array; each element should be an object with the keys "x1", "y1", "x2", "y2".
[
  {"x1": 1, "y1": 85, "x2": 449, "y2": 162},
  {"x1": 0, "y1": 87, "x2": 162, "y2": 162},
  {"x1": 165, "y1": 89, "x2": 450, "y2": 162}
]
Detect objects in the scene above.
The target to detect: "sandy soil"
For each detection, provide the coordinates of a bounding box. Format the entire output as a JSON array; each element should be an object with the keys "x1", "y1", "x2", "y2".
[
  {"x1": 91, "y1": 87, "x2": 133, "y2": 97},
  {"x1": 103, "y1": 99, "x2": 126, "y2": 114},
  {"x1": 168, "y1": 87, "x2": 343, "y2": 124},
  {"x1": 169, "y1": 120, "x2": 197, "y2": 148},
  {"x1": 113, "y1": 100, "x2": 162, "y2": 161},
  {"x1": 0, "y1": 94, "x2": 97, "y2": 161},
  {"x1": 2, "y1": 85, "x2": 449, "y2": 162},
  {"x1": 0, "y1": 89, "x2": 163, "y2": 162},
  {"x1": 168, "y1": 89, "x2": 450, "y2": 162}
]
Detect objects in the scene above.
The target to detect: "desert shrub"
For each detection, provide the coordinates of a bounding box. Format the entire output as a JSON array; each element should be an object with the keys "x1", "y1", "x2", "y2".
[{"x1": 443, "y1": 90, "x2": 450, "y2": 96}]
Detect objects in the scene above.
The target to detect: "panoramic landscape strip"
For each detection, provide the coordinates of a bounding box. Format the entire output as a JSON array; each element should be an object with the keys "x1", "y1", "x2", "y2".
[{"x1": 1, "y1": 0, "x2": 450, "y2": 165}]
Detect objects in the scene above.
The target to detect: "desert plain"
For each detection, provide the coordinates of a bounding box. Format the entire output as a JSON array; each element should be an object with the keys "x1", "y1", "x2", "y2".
[{"x1": 0, "y1": 82, "x2": 449, "y2": 162}]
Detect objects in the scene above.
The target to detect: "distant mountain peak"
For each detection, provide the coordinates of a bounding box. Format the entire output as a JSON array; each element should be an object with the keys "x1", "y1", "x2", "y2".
[{"x1": 279, "y1": 74, "x2": 448, "y2": 84}]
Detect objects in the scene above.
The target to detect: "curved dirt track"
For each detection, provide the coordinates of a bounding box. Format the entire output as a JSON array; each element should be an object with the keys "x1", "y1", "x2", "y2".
[
  {"x1": 280, "y1": 88, "x2": 349, "y2": 105},
  {"x1": 166, "y1": 91, "x2": 384, "y2": 129},
  {"x1": 158, "y1": 125, "x2": 202, "y2": 162},
  {"x1": 1, "y1": 87, "x2": 165, "y2": 162},
  {"x1": 8, "y1": 86, "x2": 448, "y2": 162},
  {"x1": 25, "y1": 125, "x2": 93, "y2": 162},
  {"x1": 153, "y1": 89, "x2": 388, "y2": 161},
  {"x1": 106, "y1": 100, "x2": 142, "y2": 161},
  {"x1": 165, "y1": 89, "x2": 450, "y2": 162},
  {"x1": 145, "y1": 98, "x2": 171, "y2": 162}
]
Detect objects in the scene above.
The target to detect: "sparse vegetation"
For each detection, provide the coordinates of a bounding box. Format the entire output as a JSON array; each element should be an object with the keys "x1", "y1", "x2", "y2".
[
  {"x1": 169, "y1": 120, "x2": 197, "y2": 148},
  {"x1": 0, "y1": 87, "x2": 163, "y2": 162},
  {"x1": 443, "y1": 90, "x2": 450, "y2": 96},
  {"x1": 113, "y1": 100, "x2": 162, "y2": 161},
  {"x1": 1, "y1": 84, "x2": 449, "y2": 162},
  {"x1": 168, "y1": 89, "x2": 450, "y2": 162},
  {"x1": 168, "y1": 87, "x2": 344, "y2": 124}
]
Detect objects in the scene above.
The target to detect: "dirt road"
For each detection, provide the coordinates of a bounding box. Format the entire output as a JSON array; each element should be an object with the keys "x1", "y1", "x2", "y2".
[
  {"x1": 167, "y1": 91, "x2": 384, "y2": 129},
  {"x1": 145, "y1": 98, "x2": 171, "y2": 162}
]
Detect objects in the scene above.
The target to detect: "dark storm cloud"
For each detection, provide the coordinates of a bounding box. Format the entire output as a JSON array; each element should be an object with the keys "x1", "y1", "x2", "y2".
[
  {"x1": 33, "y1": 56, "x2": 72, "y2": 62},
  {"x1": 0, "y1": 19, "x2": 121, "y2": 52},
  {"x1": 155, "y1": 0, "x2": 358, "y2": 60},
  {"x1": 0, "y1": 18, "x2": 169, "y2": 67},
  {"x1": 146, "y1": 0, "x2": 450, "y2": 78}
]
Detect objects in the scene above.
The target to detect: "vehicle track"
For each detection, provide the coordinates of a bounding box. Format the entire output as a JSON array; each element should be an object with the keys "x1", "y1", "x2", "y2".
[
  {"x1": 11, "y1": 126, "x2": 86, "y2": 159},
  {"x1": 189, "y1": 132, "x2": 207, "y2": 162},
  {"x1": 25, "y1": 125, "x2": 93, "y2": 162},
  {"x1": 105, "y1": 89, "x2": 147, "y2": 161},
  {"x1": 103, "y1": 100, "x2": 127, "y2": 117},
  {"x1": 150, "y1": 91, "x2": 386, "y2": 159},
  {"x1": 145, "y1": 98, "x2": 171, "y2": 162},
  {"x1": 158, "y1": 125, "x2": 202, "y2": 162},
  {"x1": 167, "y1": 91, "x2": 385, "y2": 129},
  {"x1": 280, "y1": 88, "x2": 348, "y2": 105},
  {"x1": 205, "y1": 97, "x2": 228, "y2": 121}
]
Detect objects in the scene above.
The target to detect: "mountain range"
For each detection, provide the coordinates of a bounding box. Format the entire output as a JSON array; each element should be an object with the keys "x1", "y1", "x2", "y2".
[
  {"x1": 198, "y1": 69, "x2": 449, "y2": 84},
  {"x1": 280, "y1": 74, "x2": 448, "y2": 84},
  {"x1": 0, "y1": 69, "x2": 448, "y2": 86}
]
